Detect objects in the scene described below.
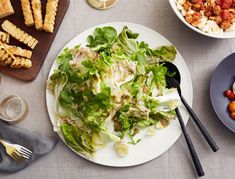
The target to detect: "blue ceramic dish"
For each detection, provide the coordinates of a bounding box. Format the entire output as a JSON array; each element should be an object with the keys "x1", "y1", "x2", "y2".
[{"x1": 210, "y1": 53, "x2": 235, "y2": 132}]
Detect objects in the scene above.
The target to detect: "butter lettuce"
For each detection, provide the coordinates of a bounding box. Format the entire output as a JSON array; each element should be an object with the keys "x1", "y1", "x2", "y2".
[
  {"x1": 153, "y1": 45, "x2": 177, "y2": 62},
  {"x1": 115, "y1": 26, "x2": 139, "y2": 54},
  {"x1": 60, "y1": 124, "x2": 95, "y2": 155},
  {"x1": 48, "y1": 69, "x2": 68, "y2": 114},
  {"x1": 87, "y1": 26, "x2": 117, "y2": 52}
]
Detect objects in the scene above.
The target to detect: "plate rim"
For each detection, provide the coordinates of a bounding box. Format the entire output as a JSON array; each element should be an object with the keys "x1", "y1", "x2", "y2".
[
  {"x1": 45, "y1": 22, "x2": 193, "y2": 167},
  {"x1": 210, "y1": 53, "x2": 235, "y2": 133}
]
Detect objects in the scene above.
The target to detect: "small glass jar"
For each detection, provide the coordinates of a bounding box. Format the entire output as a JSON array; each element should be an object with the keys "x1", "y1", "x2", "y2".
[{"x1": 0, "y1": 94, "x2": 28, "y2": 123}]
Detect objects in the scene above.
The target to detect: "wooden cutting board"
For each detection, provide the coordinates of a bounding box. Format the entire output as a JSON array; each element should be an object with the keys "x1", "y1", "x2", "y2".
[{"x1": 0, "y1": 0, "x2": 70, "y2": 81}]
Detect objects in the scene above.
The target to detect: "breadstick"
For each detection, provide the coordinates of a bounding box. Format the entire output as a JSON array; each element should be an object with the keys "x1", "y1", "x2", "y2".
[
  {"x1": 4, "y1": 44, "x2": 32, "y2": 59},
  {"x1": 0, "y1": 42, "x2": 15, "y2": 66},
  {"x1": 1, "y1": 20, "x2": 38, "y2": 49},
  {"x1": 20, "y1": 0, "x2": 34, "y2": 26},
  {"x1": 31, "y1": 0, "x2": 43, "y2": 30},
  {"x1": 0, "y1": 31, "x2": 10, "y2": 43},
  {"x1": 0, "y1": 48, "x2": 12, "y2": 65},
  {"x1": 10, "y1": 57, "x2": 32, "y2": 69},
  {"x1": 44, "y1": 0, "x2": 59, "y2": 33},
  {"x1": 0, "y1": 0, "x2": 14, "y2": 19}
]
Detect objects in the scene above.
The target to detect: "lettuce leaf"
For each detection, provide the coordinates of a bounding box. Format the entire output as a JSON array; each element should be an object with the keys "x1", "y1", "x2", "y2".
[
  {"x1": 146, "y1": 64, "x2": 168, "y2": 93},
  {"x1": 153, "y1": 45, "x2": 177, "y2": 62},
  {"x1": 57, "y1": 48, "x2": 73, "y2": 72},
  {"x1": 48, "y1": 70, "x2": 68, "y2": 114},
  {"x1": 150, "y1": 110, "x2": 176, "y2": 121},
  {"x1": 145, "y1": 88, "x2": 181, "y2": 113},
  {"x1": 116, "y1": 26, "x2": 139, "y2": 54},
  {"x1": 56, "y1": 46, "x2": 87, "y2": 83},
  {"x1": 87, "y1": 26, "x2": 117, "y2": 52},
  {"x1": 60, "y1": 124, "x2": 95, "y2": 155}
]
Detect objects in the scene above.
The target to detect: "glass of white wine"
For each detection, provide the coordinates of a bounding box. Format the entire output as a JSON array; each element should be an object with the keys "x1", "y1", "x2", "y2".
[{"x1": 86, "y1": 0, "x2": 118, "y2": 10}]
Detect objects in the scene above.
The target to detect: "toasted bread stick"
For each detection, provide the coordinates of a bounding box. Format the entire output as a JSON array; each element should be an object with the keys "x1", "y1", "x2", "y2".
[
  {"x1": 31, "y1": 0, "x2": 43, "y2": 30},
  {"x1": 44, "y1": 0, "x2": 59, "y2": 33},
  {"x1": 4, "y1": 44, "x2": 32, "y2": 59},
  {"x1": 0, "y1": 31, "x2": 10, "y2": 43},
  {"x1": 20, "y1": 0, "x2": 34, "y2": 26},
  {"x1": 0, "y1": 0, "x2": 14, "y2": 19},
  {"x1": 10, "y1": 57, "x2": 32, "y2": 69},
  {"x1": 1, "y1": 20, "x2": 38, "y2": 49}
]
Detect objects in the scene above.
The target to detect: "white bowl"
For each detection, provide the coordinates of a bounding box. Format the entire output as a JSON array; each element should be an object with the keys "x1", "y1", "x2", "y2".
[{"x1": 168, "y1": 0, "x2": 235, "y2": 39}]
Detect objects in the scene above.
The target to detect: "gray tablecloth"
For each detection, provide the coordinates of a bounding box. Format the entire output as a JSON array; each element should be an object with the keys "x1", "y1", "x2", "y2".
[{"x1": 1, "y1": 0, "x2": 235, "y2": 178}]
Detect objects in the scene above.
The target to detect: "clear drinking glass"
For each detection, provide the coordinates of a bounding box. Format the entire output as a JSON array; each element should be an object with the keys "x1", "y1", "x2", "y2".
[{"x1": 0, "y1": 94, "x2": 28, "y2": 123}]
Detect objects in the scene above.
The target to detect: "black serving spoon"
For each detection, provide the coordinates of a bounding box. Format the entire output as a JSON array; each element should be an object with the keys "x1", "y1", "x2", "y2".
[{"x1": 164, "y1": 62, "x2": 219, "y2": 152}]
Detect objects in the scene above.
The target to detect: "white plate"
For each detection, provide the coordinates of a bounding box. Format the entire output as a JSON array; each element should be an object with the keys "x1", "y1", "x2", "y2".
[
  {"x1": 46, "y1": 22, "x2": 193, "y2": 167},
  {"x1": 169, "y1": 0, "x2": 235, "y2": 39}
]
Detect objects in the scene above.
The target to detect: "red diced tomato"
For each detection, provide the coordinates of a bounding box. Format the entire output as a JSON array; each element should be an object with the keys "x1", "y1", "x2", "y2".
[
  {"x1": 221, "y1": 10, "x2": 230, "y2": 20},
  {"x1": 229, "y1": 93, "x2": 235, "y2": 100},
  {"x1": 224, "y1": 90, "x2": 232, "y2": 97},
  {"x1": 221, "y1": 0, "x2": 233, "y2": 9},
  {"x1": 224, "y1": 90, "x2": 235, "y2": 100}
]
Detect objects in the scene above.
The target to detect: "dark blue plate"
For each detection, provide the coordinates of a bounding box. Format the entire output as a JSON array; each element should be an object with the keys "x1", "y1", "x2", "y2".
[{"x1": 210, "y1": 53, "x2": 235, "y2": 132}]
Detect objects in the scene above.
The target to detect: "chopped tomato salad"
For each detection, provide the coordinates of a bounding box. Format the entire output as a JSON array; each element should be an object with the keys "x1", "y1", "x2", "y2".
[{"x1": 176, "y1": 0, "x2": 235, "y2": 33}]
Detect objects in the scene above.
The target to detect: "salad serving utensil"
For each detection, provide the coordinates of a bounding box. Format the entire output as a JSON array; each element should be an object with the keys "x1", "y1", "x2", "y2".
[
  {"x1": 0, "y1": 139, "x2": 32, "y2": 160},
  {"x1": 164, "y1": 62, "x2": 219, "y2": 152},
  {"x1": 166, "y1": 76, "x2": 205, "y2": 177}
]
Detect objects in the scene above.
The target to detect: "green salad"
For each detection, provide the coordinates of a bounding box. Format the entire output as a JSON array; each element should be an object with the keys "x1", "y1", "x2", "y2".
[{"x1": 48, "y1": 26, "x2": 181, "y2": 157}]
